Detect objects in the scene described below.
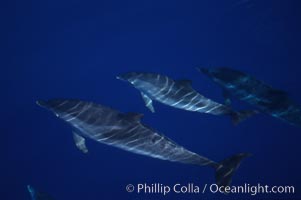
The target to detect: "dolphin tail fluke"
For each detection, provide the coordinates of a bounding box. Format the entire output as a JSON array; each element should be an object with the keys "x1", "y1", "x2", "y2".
[
  {"x1": 214, "y1": 153, "x2": 250, "y2": 187},
  {"x1": 230, "y1": 110, "x2": 258, "y2": 125}
]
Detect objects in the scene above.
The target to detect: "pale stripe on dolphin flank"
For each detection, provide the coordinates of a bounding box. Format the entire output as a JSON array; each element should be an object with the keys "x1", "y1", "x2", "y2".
[
  {"x1": 174, "y1": 86, "x2": 185, "y2": 95},
  {"x1": 171, "y1": 98, "x2": 185, "y2": 106},
  {"x1": 186, "y1": 96, "x2": 204, "y2": 110},
  {"x1": 56, "y1": 100, "x2": 69, "y2": 108},
  {"x1": 153, "y1": 76, "x2": 169, "y2": 96},
  {"x1": 205, "y1": 105, "x2": 221, "y2": 113},
  {"x1": 117, "y1": 72, "x2": 235, "y2": 117},
  {"x1": 38, "y1": 99, "x2": 251, "y2": 187},
  {"x1": 61, "y1": 102, "x2": 93, "y2": 122},
  {"x1": 157, "y1": 82, "x2": 176, "y2": 102}
]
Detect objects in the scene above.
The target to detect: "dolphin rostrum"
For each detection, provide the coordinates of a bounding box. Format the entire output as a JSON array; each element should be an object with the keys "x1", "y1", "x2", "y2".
[
  {"x1": 37, "y1": 99, "x2": 250, "y2": 187},
  {"x1": 199, "y1": 67, "x2": 301, "y2": 127},
  {"x1": 117, "y1": 72, "x2": 256, "y2": 124}
]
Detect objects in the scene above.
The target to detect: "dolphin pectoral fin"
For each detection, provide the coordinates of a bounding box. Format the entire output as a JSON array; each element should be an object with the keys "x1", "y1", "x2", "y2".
[
  {"x1": 73, "y1": 131, "x2": 88, "y2": 153},
  {"x1": 223, "y1": 90, "x2": 232, "y2": 106},
  {"x1": 141, "y1": 92, "x2": 155, "y2": 113}
]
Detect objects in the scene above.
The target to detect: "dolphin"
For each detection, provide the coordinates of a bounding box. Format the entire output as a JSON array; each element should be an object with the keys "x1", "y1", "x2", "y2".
[
  {"x1": 27, "y1": 185, "x2": 55, "y2": 200},
  {"x1": 199, "y1": 67, "x2": 301, "y2": 127},
  {"x1": 37, "y1": 99, "x2": 250, "y2": 187},
  {"x1": 117, "y1": 72, "x2": 256, "y2": 124}
]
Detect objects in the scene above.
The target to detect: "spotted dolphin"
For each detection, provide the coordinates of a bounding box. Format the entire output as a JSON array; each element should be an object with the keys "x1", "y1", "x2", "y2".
[
  {"x1": 199, "y1": 67, "x2": 301, "y2": 127},
  {"x1": 117, "y1": 72, "x2": 256, "y2": 124},
  {"x1": 27, "y1": 185, "x2": 55, "y2": 200},
  {"x1": 37, "y1": 99, "x2": 250, "y2": 187}
]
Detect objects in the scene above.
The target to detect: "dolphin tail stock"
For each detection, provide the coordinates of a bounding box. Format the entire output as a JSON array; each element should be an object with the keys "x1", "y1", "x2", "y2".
[
  {"x1": 213, "y1": 153, "x2": 251, "y2": 188},
  {"x1": 195, "y1": 66, "x2": 208, "y2": 74},
  {"x1": 229, "y1": 110, "x2": 258, "y2": 125}
]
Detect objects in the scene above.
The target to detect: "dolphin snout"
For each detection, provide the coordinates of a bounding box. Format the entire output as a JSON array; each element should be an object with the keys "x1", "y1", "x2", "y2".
[
  {"x1": 36, "y1": 100, "x2": 48, "y2": 108},
  {"x1": 116, "y1": 73, "x2": 134, "y2": 81},
  {"x1": 198, "y1": 67, "x2": 209, "y2": 74},
  {"x1": 116, "y1": 75, "x2": 123, "y2": 80}
]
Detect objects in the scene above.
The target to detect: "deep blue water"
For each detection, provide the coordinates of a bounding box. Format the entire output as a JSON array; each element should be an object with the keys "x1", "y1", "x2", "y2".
[{"x1": 2, "y1": 0, "x2": 301, "y2": 199}]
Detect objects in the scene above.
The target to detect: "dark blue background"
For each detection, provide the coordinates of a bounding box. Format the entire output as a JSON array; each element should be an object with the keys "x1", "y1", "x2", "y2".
[{"x1": 2, "y1": 0, "x2": 301, "y2": 199}]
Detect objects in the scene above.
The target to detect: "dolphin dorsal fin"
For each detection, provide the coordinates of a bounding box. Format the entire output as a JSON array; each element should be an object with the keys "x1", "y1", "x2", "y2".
[
  {"x1": 73, "y1": 131, "x2": 88, "y2": 153},
  {"x1": 125, "y1": 112, "x2": 144, "y2": 122},
  {"x1": 269, "y1": 89, "x2": 288, "y2": 97},
  {"x1": 176, "y1": 79, "x2": 192, "y2": 88}
]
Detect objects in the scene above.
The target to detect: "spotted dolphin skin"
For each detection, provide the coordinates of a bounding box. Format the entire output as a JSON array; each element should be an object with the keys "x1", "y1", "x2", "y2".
[
  {"x1": 27, "y1": 185, "x2": 54, "y2": 200},
  {"x1": 117, "y1": 72, "x2": 256, "y2": 124},
  {"x1": 199, "y1": 67, "x2": 301, "y2": 127},
  {"x1": 37, "y1": 99, "x2": 250, "y2": 187}
]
